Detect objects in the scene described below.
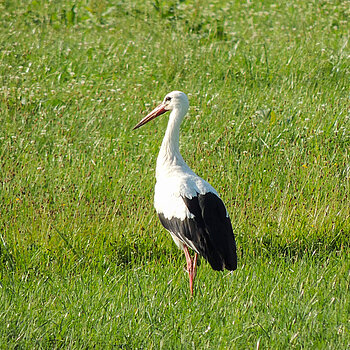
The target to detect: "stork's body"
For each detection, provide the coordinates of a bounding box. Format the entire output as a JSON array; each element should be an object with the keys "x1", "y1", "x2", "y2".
[{"x1": 134, "y1": 91, "x2": 237, "y2": 295}]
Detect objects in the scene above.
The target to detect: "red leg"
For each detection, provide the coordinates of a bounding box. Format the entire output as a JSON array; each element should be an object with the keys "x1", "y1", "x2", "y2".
[
  {"x1": 183, "y1": 246, "x2": 197, "y2": 296},
  {"x1": 193, "y1": 253, "x2": 198, "y2": 279}
]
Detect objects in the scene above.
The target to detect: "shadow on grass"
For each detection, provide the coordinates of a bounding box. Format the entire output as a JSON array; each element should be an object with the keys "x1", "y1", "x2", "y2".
[
  {"x1": 241, "y1": 228, "x2": 349, "y2": 263},
  {"x1": 1, "y1": 227, "x2": 349, "y2": 275}
]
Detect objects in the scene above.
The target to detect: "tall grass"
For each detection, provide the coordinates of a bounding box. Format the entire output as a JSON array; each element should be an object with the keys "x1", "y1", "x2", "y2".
[{"x1": 0, "y1": 0, "x2": 349, "y2": 348}]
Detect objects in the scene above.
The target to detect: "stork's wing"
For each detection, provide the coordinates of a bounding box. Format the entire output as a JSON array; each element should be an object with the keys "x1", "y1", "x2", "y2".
[{"x1": 158, "y1": 192, "x2": 237, "y2": 271}]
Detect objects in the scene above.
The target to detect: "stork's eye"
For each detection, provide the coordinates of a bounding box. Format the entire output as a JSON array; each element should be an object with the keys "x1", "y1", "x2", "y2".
[{"x1": 165, "y1": 96, "x2": 172, "y2": 102}]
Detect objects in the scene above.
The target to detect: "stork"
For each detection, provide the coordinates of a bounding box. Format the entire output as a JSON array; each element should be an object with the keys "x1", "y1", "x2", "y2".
[{"x1": 133, "y1": 91, "x2": 237, "y2": 296}]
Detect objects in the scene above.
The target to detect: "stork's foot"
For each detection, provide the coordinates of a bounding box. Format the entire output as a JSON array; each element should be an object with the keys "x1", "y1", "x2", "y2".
[{"x1": 183, "y1": 246, "x2": 198, "y2": 296}]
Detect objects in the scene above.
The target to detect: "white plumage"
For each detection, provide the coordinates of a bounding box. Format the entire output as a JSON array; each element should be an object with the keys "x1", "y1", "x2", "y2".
[
  {"x1": 133, "y1": 91, "x2": 237, "y2": 296},
  {"x1": 154, "y1": 173, "x2": 218, "y2": 220}
]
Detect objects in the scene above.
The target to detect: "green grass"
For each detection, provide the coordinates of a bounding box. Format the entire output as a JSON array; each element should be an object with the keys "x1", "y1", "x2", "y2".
[
  {"x1": 2, "y1": 253, "x2": 350, "y2": 348},
  {"x1": 1, "y1": 0, "x2": 349, "y2": 348}
]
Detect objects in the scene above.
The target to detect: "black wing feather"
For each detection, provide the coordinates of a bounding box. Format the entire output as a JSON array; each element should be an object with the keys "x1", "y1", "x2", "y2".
[{"x1": 158, "y1": 192, "x2": 237, "y2": 271}]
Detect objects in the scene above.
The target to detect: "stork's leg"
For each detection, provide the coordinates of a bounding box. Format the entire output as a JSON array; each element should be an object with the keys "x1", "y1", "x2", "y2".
[
  {"x1": 193, "y1": 252, "x2": 198, "y2": 279},
  {"x1": 183, "y1": 246, "x2": 198, "y2": 296}
]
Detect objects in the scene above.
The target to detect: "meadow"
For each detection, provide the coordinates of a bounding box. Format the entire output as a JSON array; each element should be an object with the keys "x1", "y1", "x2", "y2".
[{"x1": 0, "y1": 0, "x2": 349, "y2": 348}]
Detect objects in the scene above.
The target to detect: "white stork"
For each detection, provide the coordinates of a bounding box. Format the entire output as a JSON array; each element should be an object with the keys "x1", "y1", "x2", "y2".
[{"x1": 133, "y1": 91, "x2": 237, "y2": 296}]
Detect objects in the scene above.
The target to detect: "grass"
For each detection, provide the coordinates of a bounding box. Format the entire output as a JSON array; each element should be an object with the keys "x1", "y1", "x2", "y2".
[
  {"x1": 1, "y1": 253, "x2": 349, "y2": 348},
  {"x1": 0, "y1": 0, "x2": 349, "y2": 348}
]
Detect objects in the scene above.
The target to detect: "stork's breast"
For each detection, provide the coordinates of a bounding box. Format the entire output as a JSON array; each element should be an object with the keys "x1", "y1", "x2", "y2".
[
  {"x1": 154, "y1": 178, "x2": 196, "y2": 221},
  {"x1": 154, "y1": 173, "x2": 218, "y2": 221}
]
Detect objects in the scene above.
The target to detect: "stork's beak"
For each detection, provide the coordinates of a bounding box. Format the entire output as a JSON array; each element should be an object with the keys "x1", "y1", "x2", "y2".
[{"x1": 133, "y1": 103, "x2": 168, "y2": 130}]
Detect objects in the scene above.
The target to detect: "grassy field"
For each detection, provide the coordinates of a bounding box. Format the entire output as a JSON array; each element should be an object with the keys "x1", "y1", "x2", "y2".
[{"x1": 1, "y1": 0, "x2": 349, "y2": 348}]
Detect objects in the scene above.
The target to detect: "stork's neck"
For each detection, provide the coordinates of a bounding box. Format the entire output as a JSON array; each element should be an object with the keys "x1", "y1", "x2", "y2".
[{"x1": 156, "y1": 108, "x2": 189, "y2": 176}]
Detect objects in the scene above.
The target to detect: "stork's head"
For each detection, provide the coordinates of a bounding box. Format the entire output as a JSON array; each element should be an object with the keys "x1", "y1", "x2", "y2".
[{"x1": 133, "y1": 91, "x2": 189, "y2": 130}]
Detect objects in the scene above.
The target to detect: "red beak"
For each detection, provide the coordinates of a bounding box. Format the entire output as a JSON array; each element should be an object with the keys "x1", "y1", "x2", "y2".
[{"x1": 133, "y1": 103, "x2": 168, "y2": 130}]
